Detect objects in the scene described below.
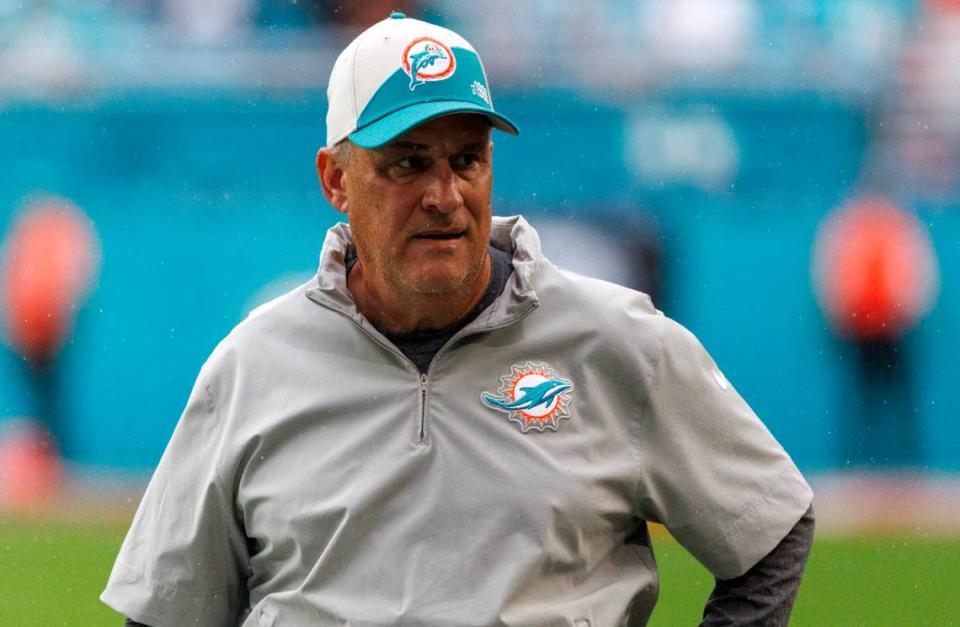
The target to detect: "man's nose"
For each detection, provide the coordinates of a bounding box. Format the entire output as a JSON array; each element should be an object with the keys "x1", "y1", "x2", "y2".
[{"x1": 421, "y1": 161, "x2": 463, "y2": 214}]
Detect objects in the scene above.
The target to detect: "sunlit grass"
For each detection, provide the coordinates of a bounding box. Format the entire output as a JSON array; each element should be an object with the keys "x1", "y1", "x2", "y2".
[
  {"x1": 651, "y1": 531, "x2": 960, "y2": 626},
  {"x1": 0, "y1": 518, "x2": 128, "y2": 626}
]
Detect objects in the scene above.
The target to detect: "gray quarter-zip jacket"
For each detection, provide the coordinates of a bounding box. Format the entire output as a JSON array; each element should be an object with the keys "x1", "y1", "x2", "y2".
[{"x1": 102, "y1": 216, "x2": 813, "y2": 627}]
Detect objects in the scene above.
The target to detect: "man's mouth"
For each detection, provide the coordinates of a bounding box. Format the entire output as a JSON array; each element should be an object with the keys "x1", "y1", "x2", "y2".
[{"x1": 413, "y1": 230, "x2": 466, "y2": 240}]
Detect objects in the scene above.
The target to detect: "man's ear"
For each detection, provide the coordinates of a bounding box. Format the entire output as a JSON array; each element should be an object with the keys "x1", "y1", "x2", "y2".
[{"x1": 316, "y1": 148, "x2": 348, "y2": 214}]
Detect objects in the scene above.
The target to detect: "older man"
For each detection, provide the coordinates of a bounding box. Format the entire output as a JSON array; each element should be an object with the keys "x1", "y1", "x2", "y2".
[{"x1": 104, "y1": 13, "x2": 814, "y2": 627}]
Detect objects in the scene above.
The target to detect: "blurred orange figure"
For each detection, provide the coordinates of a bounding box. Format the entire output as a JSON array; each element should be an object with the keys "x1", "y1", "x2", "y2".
[
  {"x1": 812, "y1": 194, "x2": 939, "y2": 467},
  {"x1": 0, "y1": 196, "x2": 100, "y2": 507},
  {"x1": 812, "y1": 195, "x2": 939, "y2": 340},
  {"x1": 1, "y1": 196, "x2": 100, "y2": 363},
  {"x1": 0, "y1": 423, "x2": 62, "y2": 510}
]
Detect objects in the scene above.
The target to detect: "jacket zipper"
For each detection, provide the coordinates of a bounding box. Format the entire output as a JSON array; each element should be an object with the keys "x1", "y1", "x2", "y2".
[
  {"x1": 306, "y1": 289, "x2": 540, "y2": 445},
  {"x1": 418, "y1": 373, "x2": 429, "y2": 443},
  {"x1": 412, "y1": 303, "x2": 540, "y2": 444}
]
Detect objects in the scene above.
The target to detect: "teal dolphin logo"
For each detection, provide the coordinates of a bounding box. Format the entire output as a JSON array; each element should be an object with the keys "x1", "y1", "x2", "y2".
[
  {"x1": 408, "y1": 45, "x2": 447, "y2": 90},
  {"x1": 402, "y1": 37, "x2": 456, "y2": 91},
  {"x1": 482, "y1": 379, "x2": 571, "y2": 412},
  {"x1": 481, "y1": 362, "x2": 574, "y2": 433}
]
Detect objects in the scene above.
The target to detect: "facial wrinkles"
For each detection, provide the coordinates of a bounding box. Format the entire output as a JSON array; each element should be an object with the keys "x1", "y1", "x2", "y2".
[
  {"x1": 373, "y1": 141, "x2": 485, "y2": 218},
  {"x1": 347, "y1": 117, "x2": 493, "y2": 304}
]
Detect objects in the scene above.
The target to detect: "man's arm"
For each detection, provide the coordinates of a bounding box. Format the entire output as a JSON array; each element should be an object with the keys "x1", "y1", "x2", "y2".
[
  {"x1": 700, "y1": 504, "x2": 815, "y2": 626},
  {"x1": 101, "y1": 370, "x2": 251, "y2": 625},
  {"x1": 125, "y1": 620, "x2": 148, "y2": 627}
]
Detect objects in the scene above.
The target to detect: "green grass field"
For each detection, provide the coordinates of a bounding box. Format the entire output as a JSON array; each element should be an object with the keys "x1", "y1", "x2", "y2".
[
  {"x1": 2, "y1": 518, "x2": 958, "y2": 626},
  {"x1": 653, "y1": 532, "x2": 960, "y2": 626}
]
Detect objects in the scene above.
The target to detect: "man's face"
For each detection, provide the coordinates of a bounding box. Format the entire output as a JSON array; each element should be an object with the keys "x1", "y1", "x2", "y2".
[{"x1": 337, "y1": 114, "x2": 494, "y2": 299}]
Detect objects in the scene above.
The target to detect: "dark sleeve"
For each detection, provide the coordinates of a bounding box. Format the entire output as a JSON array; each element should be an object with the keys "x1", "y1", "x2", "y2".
[
  {"x1": 700, "y1": 503, "x2": 815, "y2": 626},
  {"x1": 125, "y1": 619, "x2": 151, "y2": 627}
]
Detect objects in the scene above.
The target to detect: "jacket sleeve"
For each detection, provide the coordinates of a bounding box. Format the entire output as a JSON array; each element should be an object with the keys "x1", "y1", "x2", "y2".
[
  {"x1": 101, "y1": 373, "x2": 251, "y2": 627},
  {"x1": 633, "y1": 316, "x2": 813, "y2": 580},
  {"x1": 701, "y1": 504, "x2": 815, "y2": 626}
]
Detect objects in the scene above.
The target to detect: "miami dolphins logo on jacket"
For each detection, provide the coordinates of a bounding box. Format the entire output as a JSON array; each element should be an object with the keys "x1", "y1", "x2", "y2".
[
  {"x1": 402, "y1": 37, "x2": 456, "y2": 91},
  {"x1": 481, "y1": 362, "x2": 574, "y2": 433}
]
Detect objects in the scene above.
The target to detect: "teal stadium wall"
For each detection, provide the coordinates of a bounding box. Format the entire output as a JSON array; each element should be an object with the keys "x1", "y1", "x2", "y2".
[{"x1": 1, "y1": 90, "x2": 956, "y2": 473}]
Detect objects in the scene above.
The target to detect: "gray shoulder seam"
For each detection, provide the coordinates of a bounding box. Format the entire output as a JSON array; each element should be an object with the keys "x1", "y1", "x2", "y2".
[
  {"x1": 200, "y1": 380, "x2": 235, "y2": 521},
  {"x1": 204, "y1": 383, "x2": 248, "y2": 539},
  {"x1": 202, "y1": 379, "x2": 216, "y2": 414},
  {"x1": 630, "y1": 312, "x2": 668, "y2": 512}
]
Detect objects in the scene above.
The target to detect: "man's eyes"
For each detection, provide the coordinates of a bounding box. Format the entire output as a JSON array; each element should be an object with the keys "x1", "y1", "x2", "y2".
[
  {"x1": 392, "y1": 153, "x2": 481, "y2": 172},
  {"x1": 396, "y1": 155, "x2": 429, "y2": 171},
  {"x1": 451, "y1": 153, "x2": 481, "y2": 169}
]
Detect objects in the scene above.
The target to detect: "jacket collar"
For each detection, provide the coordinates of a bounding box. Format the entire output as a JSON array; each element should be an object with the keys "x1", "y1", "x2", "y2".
[{"x1": 306, "y1": 215, "x2": 541, "y2": 332}]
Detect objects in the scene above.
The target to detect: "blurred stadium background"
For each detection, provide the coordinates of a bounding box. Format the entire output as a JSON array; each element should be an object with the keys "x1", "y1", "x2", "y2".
[{"x1": 0, "y1": 0, "x2": 958, "y2": 624}]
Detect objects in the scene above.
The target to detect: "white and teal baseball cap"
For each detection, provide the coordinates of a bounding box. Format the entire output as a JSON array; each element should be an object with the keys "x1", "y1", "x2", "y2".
[{"x1": 325, "y1": 12, "x2": 519, "y2": 148}]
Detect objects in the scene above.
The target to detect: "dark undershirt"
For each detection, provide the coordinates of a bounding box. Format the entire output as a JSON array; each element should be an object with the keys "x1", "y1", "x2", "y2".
[
  {"x1": 124, "y1": 249, "x2": 814, "y2": 626},
  {"x1": 702, "y1": 504, "x2": 815, "y2": 626}
]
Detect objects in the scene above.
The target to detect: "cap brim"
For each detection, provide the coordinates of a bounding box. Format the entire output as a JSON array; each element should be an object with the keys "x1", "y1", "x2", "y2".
[{"x1": 348, "y1": 101, "x2": 519, "y2": 149}]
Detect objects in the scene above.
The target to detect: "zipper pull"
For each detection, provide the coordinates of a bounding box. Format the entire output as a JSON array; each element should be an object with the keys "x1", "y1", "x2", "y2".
[{"x1": 418, "y1": 373, "x2": 429, "y2": 444}]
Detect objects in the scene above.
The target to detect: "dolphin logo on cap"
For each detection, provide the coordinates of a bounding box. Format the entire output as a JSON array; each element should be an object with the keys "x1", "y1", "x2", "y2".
[
  {"x1": 402, "y1": 37, "x2": 456, "y2": 91},
  {"x1": 408, "y1": 45, "x2": 447, "y2": 90}
]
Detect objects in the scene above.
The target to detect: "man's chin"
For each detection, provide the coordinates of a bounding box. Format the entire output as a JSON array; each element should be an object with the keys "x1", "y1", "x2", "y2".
[
  {"x1": 407, "y1": 276, "x2": 469, "y2": 296},
  {"x1": 398, "y1": 250, "x2": 488, "y2": 297},
  {"x1": 404, "y1": 266, "x2": 479, "y2": 297}
]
